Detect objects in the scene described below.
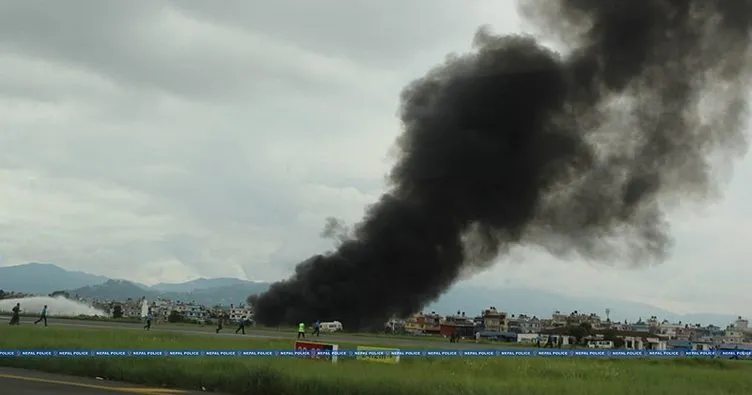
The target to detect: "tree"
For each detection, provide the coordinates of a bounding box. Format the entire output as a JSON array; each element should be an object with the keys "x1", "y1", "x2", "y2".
[
  {"x1": 49, "y1": 290, "x2": 70, "y2": 299},
  {"x1": 566, "y1": 322, "x2": 594, "y2": 345},
  {"x1": 112, "y1": 305, "x2": 124, "y2": 318},
  {"x1": 168, "y1": 310, "x2": 184, "y2": 323},
  {"x1": 602, "y1": 329, "x2": 625, "y2": 348}
]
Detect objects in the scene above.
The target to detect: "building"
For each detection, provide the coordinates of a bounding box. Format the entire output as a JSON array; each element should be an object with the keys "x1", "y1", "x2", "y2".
[
  {"x1": 482, "y1": 307, "x2": 508, "y2": 332},
  {"x1": 722, "y1": 328, "x2": 745, "y2": 344},
  {"x1": 518, "y1": 333, "x2": 561, "y2": 345},
  {"x1": 175, "y1": 303, "x2": 207, "y2": 322},
  {"x1": 507, "y1": 314, "x2": 543, "y2": 333},
  {"x1": 439, "y1": 312, "x2": 475, "y2": 338},
  {"x1": 733, "y1": 317, "x2": 750, "y2": 332},
  {"x1": 550, "y1": 311, "x2": 568, "y2": 328},
  {"x1": 471, "y1": 315, "x2": 484, "y2": 330},
  {"x1": 149, "y1": 299, "x2": 175, "y2": 322},
  {"x1": 657, "y1": 321, "x2": 684, "y2": 339},
  {"x1": 405, "y1": 313, "x2": 426, "y2": 334},
  {"x1": 630, "y1": 319, "x2": 650, "y2": 332},
  {"x1": 566, "y1": 311, "x2": 603, "y2": 327},
  {"x1": 622, "y1": 333, "x2": 667, "y2": 350},
  {"x1": 668, "y1": 340, "x2": 713, "y2": 351},
  {"x1": 423, "y1": 312, "x2": 442, "y2": 335},
  {"x1": 229, "y1": 306, "x2": 252, "y2": 323},
  {"x1": 405, "y1": 312, "x2": 441, "y2": 335}
]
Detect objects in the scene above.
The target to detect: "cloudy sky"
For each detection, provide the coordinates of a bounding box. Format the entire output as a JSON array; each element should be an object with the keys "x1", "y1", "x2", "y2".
[{"x1": 0, "y1": 1, "x2": 750, "y2": 315}]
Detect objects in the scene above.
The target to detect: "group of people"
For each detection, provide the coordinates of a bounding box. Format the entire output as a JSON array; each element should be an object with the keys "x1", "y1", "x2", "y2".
[
  {"x1": 142, "y1": 309, "x2": 249, "y2": 335},
  {"x1": 297, "y1": 320, "x2": 321, "y2": 338},
  {"x1": 7, "y1": 303, "x2": 48, "y2": 326},
  {"x1": 214, "y1": 316, "x2": 249, "y2": 334}
]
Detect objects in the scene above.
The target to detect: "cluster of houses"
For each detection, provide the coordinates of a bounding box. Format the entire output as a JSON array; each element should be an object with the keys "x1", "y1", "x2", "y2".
[
  {"x1": 386, "y1": 307, "x2": 752, "y2": 351},
  {"x1": 86, "y1": 296, "x2": 253, "y2": 324}
]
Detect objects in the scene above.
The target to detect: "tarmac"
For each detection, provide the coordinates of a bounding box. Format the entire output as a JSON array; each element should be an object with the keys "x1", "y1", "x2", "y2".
[
  {"x1": 0, "y1": 367, "x2": 213, "y2": 395},
  {"x1": 0, "y1": 315, "x2": 492, "y2": 350}
]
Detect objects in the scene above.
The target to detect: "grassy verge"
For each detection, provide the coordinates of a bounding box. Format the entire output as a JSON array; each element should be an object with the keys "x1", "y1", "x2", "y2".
[{"x1": 1, "y1": 326, "x2": 751, "y2": 395}]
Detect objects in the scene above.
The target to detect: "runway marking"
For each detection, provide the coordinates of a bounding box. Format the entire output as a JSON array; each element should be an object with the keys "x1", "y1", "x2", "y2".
[{"x1": 0, "y1": 373, "x2": 186, "y2": 394}]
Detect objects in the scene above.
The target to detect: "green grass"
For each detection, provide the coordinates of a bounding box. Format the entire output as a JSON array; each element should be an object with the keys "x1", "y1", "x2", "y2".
[{"x1": 0, "y1": 326, "x2": 751, "y2": 395}]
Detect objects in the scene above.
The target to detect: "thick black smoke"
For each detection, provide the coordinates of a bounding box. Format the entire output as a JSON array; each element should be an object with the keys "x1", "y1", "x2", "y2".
[{"x1": 250, "y1": 0, "x2": 752, "y2": 329}]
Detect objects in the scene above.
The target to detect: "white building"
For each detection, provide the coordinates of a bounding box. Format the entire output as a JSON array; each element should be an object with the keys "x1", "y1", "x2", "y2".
[
  {"x1": 182, "y1": 305, "x2": 207, "y2": 322},
  {"x1": 722, "y1": 329, "x2": 745, "y2": 343},
  {"x1": 229, "y1": 307, "x2": 252, "y2": 322},
  {"x1": 624, "y1": 336, "x2": 667, "y2": 350},
  {"x1": 658, "y1": 322, "x2": 684, "y2": 339},
  {"x1": 734, "y1": 317, "x2": 749, "y2": 332}
]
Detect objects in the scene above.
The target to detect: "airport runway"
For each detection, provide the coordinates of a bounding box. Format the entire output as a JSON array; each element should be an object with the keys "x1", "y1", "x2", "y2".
[
  {"x1": 0, "y1": 367, "x2": 212, "y2": 395},
  {"x1": 1, "y1": 315, "x2": 495, "y2": 350}
]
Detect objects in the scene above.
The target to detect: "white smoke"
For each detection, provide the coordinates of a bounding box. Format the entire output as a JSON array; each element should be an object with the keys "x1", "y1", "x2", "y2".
[
  {"x1": 141, "y1": 299, "x2": 149, "y2": 318},
  {"x1": 0, "y1": 296, "x2": 107, "y2": 316}
]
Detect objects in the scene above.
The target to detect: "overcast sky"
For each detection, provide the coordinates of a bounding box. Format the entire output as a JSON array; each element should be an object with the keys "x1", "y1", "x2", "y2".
[{"x1": 0, "y1": 1, "x2": 750, "y2": 316}]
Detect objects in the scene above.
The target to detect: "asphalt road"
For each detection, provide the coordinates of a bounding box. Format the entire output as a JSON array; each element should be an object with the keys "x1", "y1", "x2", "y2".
[
  {"x1": 1, "y1": 315, "x2": 494, "y2": 350},
  {"x1": 0, "y1": 367, "x2": 211, "y2": 395}
]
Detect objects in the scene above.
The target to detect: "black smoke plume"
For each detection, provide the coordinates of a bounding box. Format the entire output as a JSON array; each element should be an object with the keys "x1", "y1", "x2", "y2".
[{"x1": 249, "y1": 0, "x2": 752, "y2": 329}]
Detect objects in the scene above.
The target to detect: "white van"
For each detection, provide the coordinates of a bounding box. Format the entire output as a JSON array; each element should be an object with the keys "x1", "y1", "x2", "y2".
[{"x1": 320, "y1": 321, "x2": 343, "y2": 333}]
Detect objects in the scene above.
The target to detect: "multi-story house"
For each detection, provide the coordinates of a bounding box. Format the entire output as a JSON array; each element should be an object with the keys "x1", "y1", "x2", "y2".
[
  {"x1": 506, "y1": 314, "x2": 540, "y2": 333},
  {"x1": 182, "y1": 304, "x2": 207, "y2": 322},
  {"x1": 472, "y1": 315, "x2": 484, "y2": 331},
  {"x1": 657, "y1": 321, "x2": 685, "y2": 339},
  {"x1": 440, "y1": 312, "x2": 475, "y2": 338},
  {"x1": 229, "y1": 306, "x2": 253, "y2": 323},
  {"x1": 482, "y1": 307, "x2": 508, "y2": 332},
  {"x1": 631, "y1": 319, "x2": 650, "y2": 332},
  {"x1": 405, "y1": 313, "x2": 427, "y2": 334},
  {"x1": 525, "y1": 316, "x2": 542, "y2": 333},
  {"x1": 565, "y1": 312, "x2": 603, "y2": 328},
  {"x1": 423, "y1": 312, "x2": 442, "y2": 335},
  {"x1": 722, "y1": 328, "x2": 745, "y2": 344},
  {"x1": 733, "y1": 317, "x2": 751, "y2": 333},
  {"x1": 550, "y1": 311, "x2": 568, "y2": 328}
]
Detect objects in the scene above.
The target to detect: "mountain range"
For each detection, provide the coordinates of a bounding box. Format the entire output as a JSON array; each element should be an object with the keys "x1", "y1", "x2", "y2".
[
  {"x1": 0, "y1": 263, "x2": 741, "y2": 326},
  {"x1": 0, "y1": 263, "x2": 269, "y2": 306}
]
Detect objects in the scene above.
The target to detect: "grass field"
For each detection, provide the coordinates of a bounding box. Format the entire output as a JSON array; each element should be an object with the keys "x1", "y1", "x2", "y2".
[{"x1": 0, "y1": 326, "x2": 751, "y2": 395}]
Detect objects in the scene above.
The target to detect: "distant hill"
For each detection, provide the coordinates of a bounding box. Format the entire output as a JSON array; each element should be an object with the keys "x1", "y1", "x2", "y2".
[
  {"x1": 151, "y1": 277, "x2": 252, "y2": 293},
  {"x1": 0, "y1": 263, "x2": 110, "y2": 294},
  {"x1": 166, "y1": 282, "x2": 270, "y2": 306},
  {"x1": 68, "y1": 279, "x2": 270, "y2": 307},
  {"x1": 70, "y1": 279, "x2": 157, "y2": 301},
  {"x1": 0, "y1": 263, "x2": 268, "y2": 306}
]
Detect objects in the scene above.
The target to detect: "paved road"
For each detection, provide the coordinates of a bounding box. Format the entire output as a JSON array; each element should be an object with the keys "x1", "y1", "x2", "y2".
[
  {"x1": 0, "y1": 367, "x2": 211, "y2": 394},
  {"x1": 1, "y1": 315, "x2": 497, "y2": 350}
]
